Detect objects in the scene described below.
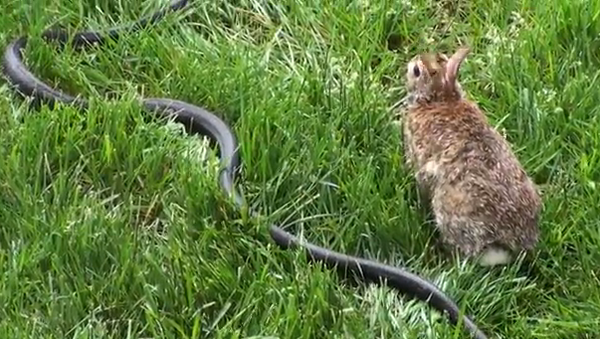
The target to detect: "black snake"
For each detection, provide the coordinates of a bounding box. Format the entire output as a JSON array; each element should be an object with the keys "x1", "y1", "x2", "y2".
[{"x1": 1, "y1": 1, "x2": 489, "y2": 338}]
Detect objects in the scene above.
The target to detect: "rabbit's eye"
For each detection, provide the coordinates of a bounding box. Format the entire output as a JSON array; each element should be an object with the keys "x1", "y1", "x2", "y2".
[{"x1": 412, "y1": 64, "x2": 420, "y2": 77}]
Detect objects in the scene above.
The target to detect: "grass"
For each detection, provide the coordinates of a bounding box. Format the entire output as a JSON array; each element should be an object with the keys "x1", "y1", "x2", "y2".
[{"x1": 0, "y1": 0, "x2": 599, "y2": 337}]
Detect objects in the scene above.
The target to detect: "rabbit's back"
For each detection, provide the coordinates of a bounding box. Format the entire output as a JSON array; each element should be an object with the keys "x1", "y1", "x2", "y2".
[{"x1": 404, "y1": 99, "x2": 541, "y2": 255}]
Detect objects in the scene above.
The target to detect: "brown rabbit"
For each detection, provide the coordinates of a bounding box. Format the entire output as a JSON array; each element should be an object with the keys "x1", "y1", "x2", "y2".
[{"x1": 399, "y1": 47, "x2": 541, "y2": 266}]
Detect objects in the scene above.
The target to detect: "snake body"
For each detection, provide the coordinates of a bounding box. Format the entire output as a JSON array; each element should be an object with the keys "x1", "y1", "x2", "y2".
[{"x1": 1, "y1": 1, "x2": 488, "y2": 338}]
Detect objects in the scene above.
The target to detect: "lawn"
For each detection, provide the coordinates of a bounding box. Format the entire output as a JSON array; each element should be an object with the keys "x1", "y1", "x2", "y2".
[{"x1": 0, "y1": 0, "x2": 599, "y2": 338}]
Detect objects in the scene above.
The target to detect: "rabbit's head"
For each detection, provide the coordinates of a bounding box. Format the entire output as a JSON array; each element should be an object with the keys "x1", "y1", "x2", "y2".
[{"x1": 405, "y1": 47, "x2": 470, "y2": 106}]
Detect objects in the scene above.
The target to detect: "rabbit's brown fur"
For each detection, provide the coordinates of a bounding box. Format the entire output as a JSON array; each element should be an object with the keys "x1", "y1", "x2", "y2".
[{"x1": 399, "y1": 47, "x2": 541, "y2": 265}]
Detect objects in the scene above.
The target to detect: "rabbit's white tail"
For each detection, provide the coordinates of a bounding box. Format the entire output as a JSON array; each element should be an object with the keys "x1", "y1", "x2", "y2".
[{"x1": 478, "y1": 247, "x2": 512, "y2": 266}]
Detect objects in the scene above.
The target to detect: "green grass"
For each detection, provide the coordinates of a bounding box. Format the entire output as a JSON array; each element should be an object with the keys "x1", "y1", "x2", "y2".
[{"x1": 0, "y1": 0, "x2": 599, "y2": 338}]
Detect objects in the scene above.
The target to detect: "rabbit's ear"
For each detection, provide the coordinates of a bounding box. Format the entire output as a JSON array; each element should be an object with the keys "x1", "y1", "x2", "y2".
[
  {"x1": 445, "y1": 47, "x2": 470, "y2": 85},
  {"x1": 436, "y1": 53, "x2": 449, "y2": 64}
]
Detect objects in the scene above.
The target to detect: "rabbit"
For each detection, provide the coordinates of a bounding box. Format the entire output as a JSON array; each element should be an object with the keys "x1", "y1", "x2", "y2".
[{"x1": 398, "y1": 47, "x2": 541, "y2": 266}]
